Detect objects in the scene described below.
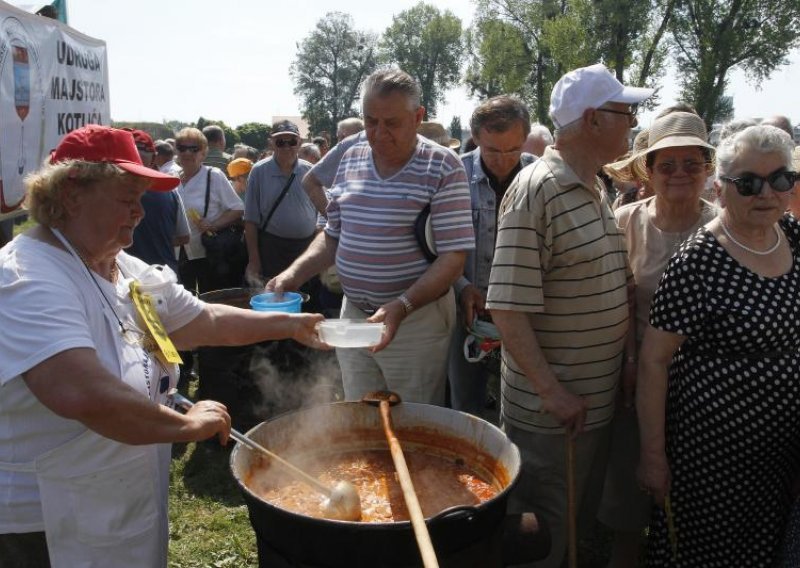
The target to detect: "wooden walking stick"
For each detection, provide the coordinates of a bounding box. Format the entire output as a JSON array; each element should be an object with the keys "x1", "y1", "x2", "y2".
[{"x1": 566, "y1": 435, "x2": 577, "y2": 568}]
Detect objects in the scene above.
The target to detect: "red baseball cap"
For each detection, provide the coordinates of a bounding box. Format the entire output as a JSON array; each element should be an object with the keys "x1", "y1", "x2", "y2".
[
  {"x1": 50, "y1": 125, "x2": 179, "y2": 191},
  {"x1": 128, "y1": 128, "x2": 156, "y2": 154}
]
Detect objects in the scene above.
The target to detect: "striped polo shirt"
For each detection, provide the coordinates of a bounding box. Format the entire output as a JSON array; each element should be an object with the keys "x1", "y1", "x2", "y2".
[
  {"x1": 324, "y1": 135, "x2": 474, "y2": 310},
  {"x1": 485, "y1": 146, "x2": 630, "y2": 434}
]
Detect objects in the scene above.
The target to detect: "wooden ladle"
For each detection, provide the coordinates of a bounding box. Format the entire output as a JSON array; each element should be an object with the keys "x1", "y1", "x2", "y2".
[
  {"x1": 362, "y1": 390, "x2": 439, "y2": 568},
  {"x1": 169, "y1": 390, "x2": 361, "y2": 521}
]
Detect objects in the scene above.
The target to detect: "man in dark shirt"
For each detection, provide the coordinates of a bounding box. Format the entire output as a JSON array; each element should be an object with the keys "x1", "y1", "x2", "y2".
[{"x1": 125, "y1": 130, "x2": 190, "y2": 272}]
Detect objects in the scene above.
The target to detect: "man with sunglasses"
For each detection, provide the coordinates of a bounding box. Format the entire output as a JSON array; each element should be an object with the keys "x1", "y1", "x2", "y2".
[
  {"x1": 243, "y1": 120, "x2": 318, "y2": 291},
  {"x1": 485, "y1": 63, "x2": 653, "y2": 568}
]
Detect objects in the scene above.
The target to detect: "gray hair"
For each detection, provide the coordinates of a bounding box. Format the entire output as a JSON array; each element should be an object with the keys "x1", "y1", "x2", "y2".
[
  {"x1": 154, "y1": 140, "x2": 174, "y2": 158},
  {"x1": 337, "y1": 117, "x2": 364, "y2": 138},
  {"x1": 718, "y1": 118, "x2": 758, "y2": 143},
  {"x1": 530, "y1": 123, "x2": 554, "y2": 145},
  {"x1": 361, "y1": 68, "x2": 422, "y2": 110},
  {"x1": 298, "y1": 142, "x2": 321, "y2": 162},
  {"x1": 716, "y1": 125, "x2": 794, "y2": 179},
  {"x1": 761, "y1": 115, "x2": 793, "y2": 137}
]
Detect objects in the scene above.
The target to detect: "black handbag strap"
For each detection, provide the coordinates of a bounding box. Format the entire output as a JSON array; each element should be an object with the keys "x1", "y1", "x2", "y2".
[
  {"x1": 260, "y1": 172, "x2": 296, "y2": 232},
  {"x1": 202, "y1": 167, "x2": 212, "y2": 218}
]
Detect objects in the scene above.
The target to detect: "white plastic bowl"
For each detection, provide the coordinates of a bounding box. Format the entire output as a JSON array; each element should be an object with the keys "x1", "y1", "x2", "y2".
[{"x1": 317, "y1": 320, "x2": 385, "y2": 348}]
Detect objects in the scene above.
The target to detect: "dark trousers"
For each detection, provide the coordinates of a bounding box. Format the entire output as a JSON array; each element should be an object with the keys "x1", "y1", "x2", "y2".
[
  {"x1": 257, "y1": 231, "x2": 321, "y2": 312},
  {"x1": 178, "y1": 255, "x2": 215, "y2": 296},
  {"x1": 0, "y1": 532, "x2": 50, "y2": 568}
]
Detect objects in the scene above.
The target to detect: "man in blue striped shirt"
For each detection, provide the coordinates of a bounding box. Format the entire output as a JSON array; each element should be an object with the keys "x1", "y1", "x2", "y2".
[{"x1": 268, "y1": 68, "x2": 474, "y2": 405}]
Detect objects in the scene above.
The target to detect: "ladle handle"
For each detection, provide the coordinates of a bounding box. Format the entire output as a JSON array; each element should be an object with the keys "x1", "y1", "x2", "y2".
[
  {"x1": 380, "y1": 401, "x2": 439, "y2": 568},
  {"x1": 168, "y1": 391, "x2": 331, "y2": 497}
]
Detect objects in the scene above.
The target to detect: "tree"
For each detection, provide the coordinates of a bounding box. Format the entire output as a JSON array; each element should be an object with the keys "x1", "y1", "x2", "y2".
[
  {"x1": 670, "y1": 0, "x2": 800, "y2": 126},
  {"x1": 195, "y1": 117, "x2": 240, "y2": 148},
  {"x1": 162, "y1": 119, "x2": 190, "y2": 135},
  {"x1": 380, "y1": 2, "x2": 463, "y2": 118},
  {"x1": 291, "y1": 12, "x2": 378, "y2": 135},
  {"x1": 449, "y1": 116, "x2": 463, "y2": 140},
  {"x1": 236, "y1": 122, "x2": 272, "y2": 151},
  {"x1": 471, "y1": 0, "x2": 568, "y2": 125},
  {"x1": 470, "y1": 0, "x2": 673, "y2": 124},
  {"x1": 111, "y1": 121, "x2": 174, "y2": 140},
  {"x1": 464, "y1": 17, "x2": 536, "y2": 101}
]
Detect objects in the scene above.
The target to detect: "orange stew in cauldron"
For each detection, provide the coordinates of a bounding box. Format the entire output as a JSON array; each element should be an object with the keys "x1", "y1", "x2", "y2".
[{"x1": 245, "y1": 449, "x2": 499, "y2": 523}]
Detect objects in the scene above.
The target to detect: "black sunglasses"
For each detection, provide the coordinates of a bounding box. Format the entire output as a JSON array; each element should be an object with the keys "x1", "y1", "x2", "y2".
[
  {"x1": 176, "y1": 144, "x2": 201, "y2": 154},
  {"x1": 720, "y1": 169, "x2": 798, "y2": 196},
  {"x1": 274, "y1": 138, "x2": 299, "y2": 148}
]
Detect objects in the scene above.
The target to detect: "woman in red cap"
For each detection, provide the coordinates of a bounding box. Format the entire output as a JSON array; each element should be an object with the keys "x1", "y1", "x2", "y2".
[{"x1": 0, "y1": 126, "x2": 327, "y2": 568}]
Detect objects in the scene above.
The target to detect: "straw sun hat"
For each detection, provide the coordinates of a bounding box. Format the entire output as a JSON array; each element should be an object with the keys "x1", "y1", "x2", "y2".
[{"x1": 604, "y1": 111, "x2": 714, "y2": 182}]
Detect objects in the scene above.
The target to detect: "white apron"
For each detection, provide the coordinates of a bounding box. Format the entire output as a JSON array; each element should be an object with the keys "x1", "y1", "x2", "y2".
[{"x1": 0, "y1": 232, "x2": 180, "y2": 567}]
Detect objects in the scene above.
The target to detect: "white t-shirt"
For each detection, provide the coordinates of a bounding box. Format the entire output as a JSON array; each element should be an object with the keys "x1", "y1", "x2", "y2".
[
  {"x1": 177, "y1": 165, "x2": 244, "y2": 260},
  {"x1": 0, "y1": 234, "x2": 203, "y2": 532}
]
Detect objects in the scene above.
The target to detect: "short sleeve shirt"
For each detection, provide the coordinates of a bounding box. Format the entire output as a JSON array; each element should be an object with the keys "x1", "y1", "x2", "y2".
[
  {"x1": 243, "y1": 157, "x2": 316, "y2": 238},
  {"x1": 324, "y1": 135, "x2": 475, "y2": 309},
  {"x1": 177, "y1": 166, "x2": 243, "y2": 260},
  {"x1": 485, "y1": 146, "x2": 630, "y2": 433}
]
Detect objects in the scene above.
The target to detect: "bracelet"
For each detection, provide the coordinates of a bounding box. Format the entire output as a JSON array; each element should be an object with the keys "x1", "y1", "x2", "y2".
[{"x1": 397, "y1": 294, "x2": 414, "y2": 315}]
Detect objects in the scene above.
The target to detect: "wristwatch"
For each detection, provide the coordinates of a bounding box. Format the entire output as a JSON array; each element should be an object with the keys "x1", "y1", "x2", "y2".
[{"x1": 397, "y1": 294, "x2": 414, "y2": 315}]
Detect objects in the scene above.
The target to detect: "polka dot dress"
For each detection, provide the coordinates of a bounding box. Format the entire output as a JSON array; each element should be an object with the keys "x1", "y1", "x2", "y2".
[{"x1": 647, "y1": 215, "x2": 800, "y2": 567}]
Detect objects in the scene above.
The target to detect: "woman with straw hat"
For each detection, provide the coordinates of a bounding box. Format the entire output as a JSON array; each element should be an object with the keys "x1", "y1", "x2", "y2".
[{"x1": 598, "y1": 111, "x2": 717, "y2": 567}]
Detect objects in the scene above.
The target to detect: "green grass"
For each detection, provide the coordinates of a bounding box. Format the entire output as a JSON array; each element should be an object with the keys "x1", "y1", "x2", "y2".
[{"x1": 168, "y1": 441, "x2": 257, "y2": 567}]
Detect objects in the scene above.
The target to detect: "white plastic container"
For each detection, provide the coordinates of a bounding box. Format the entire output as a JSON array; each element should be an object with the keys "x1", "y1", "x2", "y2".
[{"x1": 317, "y1": 320, "x2": 385, "y2": 348}]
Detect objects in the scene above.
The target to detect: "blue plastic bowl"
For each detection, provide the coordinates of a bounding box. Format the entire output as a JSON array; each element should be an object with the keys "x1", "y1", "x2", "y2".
[{"x1": 249, "y1": 292, "x2": 303, "y2": 313}]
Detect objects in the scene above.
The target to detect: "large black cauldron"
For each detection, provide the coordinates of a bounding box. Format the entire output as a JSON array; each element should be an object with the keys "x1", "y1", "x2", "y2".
[
  {"x1": 230, "y1": 402, "x2": 523, "y2": 568},
  {"x1": 197, "y1": 288, "x2": 325, "y2": 431}
]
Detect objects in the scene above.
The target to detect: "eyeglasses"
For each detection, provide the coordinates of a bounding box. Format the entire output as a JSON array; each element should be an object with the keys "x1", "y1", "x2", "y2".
[
  {"x1": 596, "y1": 104, "x2": 638, "y2": 121},
  {"x1": 176, "y1": 144, "x2": 201, "y2": 154},
  {"x1": 482, "y1": 147, "x2": 522, "y2": 158},
  {"x1": 274, "y1": 138, "x2": 299, "y2": 148},
  {"x1": 654, "y1": 161, "x2": 709, "y2": 176},
  {"x1": 721, "y1": 170, "x2": 798, "y2": 196}
]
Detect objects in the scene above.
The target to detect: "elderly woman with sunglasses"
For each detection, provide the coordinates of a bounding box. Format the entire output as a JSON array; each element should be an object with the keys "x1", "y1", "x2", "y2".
[
  {"x1": 597, "y1": 111, "x2": 717, "y2": 567},
  {"x1": 637, "y1": 124, "x2": 800, "y2": 565},
  {"x1": 174, "y1": 127, "x2": 244, "y2": 293},
  {"x1": 0, "y1": 126, "x2": 327, "y2": 567}
]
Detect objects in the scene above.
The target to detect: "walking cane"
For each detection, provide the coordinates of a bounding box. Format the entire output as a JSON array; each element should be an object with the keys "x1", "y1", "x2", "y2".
[{"x1": 566, "y1": 435, "x2": 577, "y2": 568}]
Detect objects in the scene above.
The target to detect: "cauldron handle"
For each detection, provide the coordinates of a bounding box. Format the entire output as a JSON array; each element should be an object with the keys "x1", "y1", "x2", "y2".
[{"x1": 428, "y1": 505, "x2": 480, "y2": 525}]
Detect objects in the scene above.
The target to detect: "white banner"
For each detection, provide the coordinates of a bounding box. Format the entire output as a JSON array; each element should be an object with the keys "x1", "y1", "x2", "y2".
[{"x1": 0, "y1": 1, "x2": 108, "y2": 215}]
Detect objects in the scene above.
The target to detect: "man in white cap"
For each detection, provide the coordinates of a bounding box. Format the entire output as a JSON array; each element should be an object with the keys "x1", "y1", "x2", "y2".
[{"x1": 485, "y1": 63, "x2": 653, "y2": 567}]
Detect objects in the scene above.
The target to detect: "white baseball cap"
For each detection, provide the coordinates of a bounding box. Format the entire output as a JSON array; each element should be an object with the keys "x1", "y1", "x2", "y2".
[{"x1": 549, "y1": 63, "x2": 655, "y2": 129}]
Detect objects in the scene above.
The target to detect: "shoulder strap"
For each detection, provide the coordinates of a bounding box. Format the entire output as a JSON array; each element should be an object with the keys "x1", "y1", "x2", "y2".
[
  {"x1": 260, "y1": 172, "x2": 297, "y2": 232},
  {"x1": 202, "y1": 167, "x2": 212, "y2": 218}
]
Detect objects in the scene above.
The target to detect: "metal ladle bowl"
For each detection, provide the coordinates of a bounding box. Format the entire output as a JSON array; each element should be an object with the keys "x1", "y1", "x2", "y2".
[{"x1": 168, "y1": 390, "x2": 361, "y2": 522}]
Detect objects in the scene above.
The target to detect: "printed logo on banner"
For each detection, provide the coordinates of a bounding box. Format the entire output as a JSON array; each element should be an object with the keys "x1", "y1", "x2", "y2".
[{"x1": 0, "y1": 6, "x2": 109, "y2": 215}]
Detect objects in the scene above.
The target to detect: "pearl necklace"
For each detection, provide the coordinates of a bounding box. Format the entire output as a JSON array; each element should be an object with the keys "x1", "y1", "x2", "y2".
[{"x1": 721, "y1": 220, "x2": 781, "y2": 256}]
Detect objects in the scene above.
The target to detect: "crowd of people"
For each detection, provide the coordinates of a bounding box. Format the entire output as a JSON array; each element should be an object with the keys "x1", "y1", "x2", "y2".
[{"x1": 1, "y1": 61, "x2": 799, "y2": 568}]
